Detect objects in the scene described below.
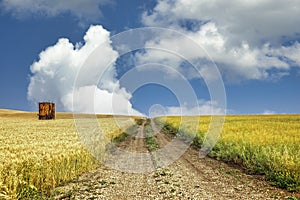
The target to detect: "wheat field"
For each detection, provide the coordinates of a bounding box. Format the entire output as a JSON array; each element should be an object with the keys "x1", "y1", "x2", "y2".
[
  {"x1": 158, "y1": 115, "x2": 300, "y2": 192},
  {"x1": 1, "y1": 110, "x2": 299, "y2": 199},
  {"x1": 0, "y1": 110, "x2": 133, "y2": 199}
]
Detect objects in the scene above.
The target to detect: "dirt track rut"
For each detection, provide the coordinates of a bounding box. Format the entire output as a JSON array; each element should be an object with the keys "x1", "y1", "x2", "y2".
[{"x1": 54, "y1": 119, "x2": 298, "y2": 199}]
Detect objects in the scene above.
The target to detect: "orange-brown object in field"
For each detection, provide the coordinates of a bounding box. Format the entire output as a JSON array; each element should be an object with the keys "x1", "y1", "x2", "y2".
[{"x1": 38, "y1": 102, "x2": 55, "y2": 120}]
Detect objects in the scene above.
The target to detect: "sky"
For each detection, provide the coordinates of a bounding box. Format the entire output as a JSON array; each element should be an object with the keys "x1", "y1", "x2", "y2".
[{"x1": 0, "y1": 0, "x2": 300, "y2": 116}]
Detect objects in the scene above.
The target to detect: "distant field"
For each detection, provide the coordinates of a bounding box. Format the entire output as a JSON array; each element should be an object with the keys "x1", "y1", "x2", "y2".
[
  {"x1": 0, "y1": 109, "x2": 133, "y2": 199},
  {"x1": 158, "y1": 115, "x2": 300, "y2": 192}
]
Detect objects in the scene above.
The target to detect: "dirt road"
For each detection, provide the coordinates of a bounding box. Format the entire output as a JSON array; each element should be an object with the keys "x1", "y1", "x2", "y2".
[{"x1": 54, "y1": 120, "x2": 298, "y2": 199}]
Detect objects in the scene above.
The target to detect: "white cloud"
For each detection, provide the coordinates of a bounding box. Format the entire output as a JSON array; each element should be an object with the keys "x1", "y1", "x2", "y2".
[
  {"x1": 28, "y1": 25, "x2": 141, "y2": 115},
  {"x1": 62, "y1": 85, "x2": 141, "y2": 115},
  {"x1": 134, "y1": 22, "x2": 289, "y2": 82},
  {"x1": 1, "y1": 0, "x2": 110, "y2": 23},
  {"x1": 143, "y1": 0, "x2": 300, "y2": 47},
  {"x1": 150, "y1": 100, "x2": 226, "y2": 116},
  {"x1": 262, "y1": 110, "x2": 276, "y2": 115},
  {"x1": 269, "y1": 42, "x2": 300, "y2": 67},
  {"x1": 140, "y1": 0, "x2": 300, "y2": 82}
]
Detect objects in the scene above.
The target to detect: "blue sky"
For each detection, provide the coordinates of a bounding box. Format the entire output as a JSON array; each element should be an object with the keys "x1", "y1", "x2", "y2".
[{"x1": 0, "y1": 0, "x2": 299, "y2": 115}]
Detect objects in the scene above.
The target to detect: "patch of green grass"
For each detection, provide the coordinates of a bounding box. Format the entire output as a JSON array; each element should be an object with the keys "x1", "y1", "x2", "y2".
[
  {"x1": 143, "y1": 122, "x2": 159, "y2": 151},
  {"x1": 267, "y1": 171, "x2": 300, "y2": 192},
  {"x1": 161, "y1": 123, "x2": 178, "y2": 135},
  {"x1": 145, "y1": 118, "x2": 151, "y2": 126},
  {"x1": 146, "y1": 136, "x2": 158, "y2": 151},
  {"x1": 111, "y1": 132, "x2": 128, "y2": 143},
  {"x1": 16, "y1": 182, "x2": 45, "y2": 200}
]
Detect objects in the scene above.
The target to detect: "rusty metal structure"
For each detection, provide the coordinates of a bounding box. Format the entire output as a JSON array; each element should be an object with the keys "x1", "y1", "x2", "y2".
[{"x1": 38, "y1": 102, "x2": 55, "y2": 120}]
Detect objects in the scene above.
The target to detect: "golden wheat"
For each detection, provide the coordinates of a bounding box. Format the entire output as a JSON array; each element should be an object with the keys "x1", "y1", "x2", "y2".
[
  {"x1": 0, "y1": 113, "x2": 133, "y2": 199},
  {"x1": 159, "y1": 115, "x2": 300, "y2": 191}
]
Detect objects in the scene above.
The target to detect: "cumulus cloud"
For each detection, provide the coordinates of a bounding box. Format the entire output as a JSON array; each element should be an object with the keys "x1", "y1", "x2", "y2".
[
  {"x1": 139, "y1": 0, "x2": 300, "y2": 82},
  {"x1": 269, "y1": 42, "x2": 300, "y2": 67},
  {"x1": 1, "y1": 0, "x2": 110, "y2": 23},
  {"x1": 28, "y1": 25, "x2": 141, "y2": 115},
  {"x1": 143, "y1": 0, "x2": 300, "y2": 47},
  {"x1": 134, "y1": 23, "x2": 289, "y2": 82}
]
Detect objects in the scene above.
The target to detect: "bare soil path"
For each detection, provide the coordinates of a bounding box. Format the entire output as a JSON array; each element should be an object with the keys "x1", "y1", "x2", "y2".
[{"x1": 54, "y1": 120, "x2": 299, "y2": 200}]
